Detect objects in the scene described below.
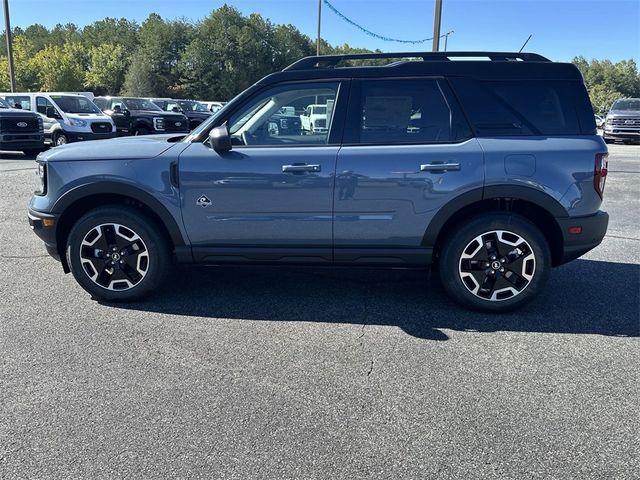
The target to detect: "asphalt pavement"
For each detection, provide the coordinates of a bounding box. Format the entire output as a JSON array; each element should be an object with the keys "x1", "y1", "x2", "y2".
[{"x1": 1, "y1": 145, "x2": 638, "y2": 479}]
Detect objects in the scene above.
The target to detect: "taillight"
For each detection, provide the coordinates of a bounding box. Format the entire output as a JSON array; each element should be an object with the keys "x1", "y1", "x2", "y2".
[{"x1": 594, "y1": 152, "x2": 608, "y2": 199}]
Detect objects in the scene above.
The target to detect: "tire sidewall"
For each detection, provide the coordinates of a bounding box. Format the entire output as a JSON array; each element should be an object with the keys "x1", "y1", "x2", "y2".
[
  {"x1": 439, "y1": 213, "x2": 551, "y2": 313},
  {"x1": 66, "y1": 207, "x2": 169, "y2": 301}
]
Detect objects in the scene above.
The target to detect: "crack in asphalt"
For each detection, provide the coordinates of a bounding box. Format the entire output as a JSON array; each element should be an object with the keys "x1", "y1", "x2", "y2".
[
  {"x1": 605, "y1": 234, "x2": 640, "y2": 242},
  {"x1": 0, "y1": 254, "x2": 48, "y2": 259}
]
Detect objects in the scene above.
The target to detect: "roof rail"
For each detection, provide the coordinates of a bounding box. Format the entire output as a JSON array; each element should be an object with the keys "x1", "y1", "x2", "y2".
[{"x1": 283, "y1": 51, "x2": 551, "y2": 71}]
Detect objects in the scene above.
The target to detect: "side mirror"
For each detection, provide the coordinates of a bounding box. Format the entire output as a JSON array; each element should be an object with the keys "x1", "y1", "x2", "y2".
[
  {"x1": 209, "y1": 125, "x2": 232, "y2": 152},
  {"x1": 45, "y1": 106, "x2": 60, "y2": 119},
  {"x1": 113, "y1": 105, "x2": 122, "y2": 113},
  {"x1": 171, "y1": 106, "x2": 181, "y2": 113},
  {"x1": 123, "y1": 109, "x2": 131, "y2": 117}
]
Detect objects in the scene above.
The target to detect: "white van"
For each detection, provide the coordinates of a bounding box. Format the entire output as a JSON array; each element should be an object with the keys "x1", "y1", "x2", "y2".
[{"x1": 0, "y1": 92, "x2": 116, "y2": 146}]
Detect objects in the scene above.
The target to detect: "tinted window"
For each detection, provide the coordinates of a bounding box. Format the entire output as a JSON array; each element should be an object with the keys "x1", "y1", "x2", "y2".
[
  {"x1": 352, "y1": 79, "x2": 456, "y2": 144},
  {"x1": 451, "y1": 78, "x2": 582, "y2": 136},
  {"x1": 489, "y1": 82, "x2": 580, "y2": 135}
]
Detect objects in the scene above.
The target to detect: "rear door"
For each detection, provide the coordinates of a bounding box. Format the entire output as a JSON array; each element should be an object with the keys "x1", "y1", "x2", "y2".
[{"x1": 334, "y1": 77, "x2": 484, "y2": 265}]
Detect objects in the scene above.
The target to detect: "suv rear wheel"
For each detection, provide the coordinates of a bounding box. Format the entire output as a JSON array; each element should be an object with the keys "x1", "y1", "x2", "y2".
[
  {"x1": 439, "y1": 213, "x2": 551, "y2": 312},
  {"x1": 66, "y1": 206, "x2": 171, "y2": 301}
]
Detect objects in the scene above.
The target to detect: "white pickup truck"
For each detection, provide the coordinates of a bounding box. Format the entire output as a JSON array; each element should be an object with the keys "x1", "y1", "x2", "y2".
[{"x1": 300, "y1": 104, "x2": 328, "y2": 134}]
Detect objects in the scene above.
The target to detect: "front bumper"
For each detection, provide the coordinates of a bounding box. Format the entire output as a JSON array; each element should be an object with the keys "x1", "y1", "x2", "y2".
[
  {"x1": 603, "y1": 128, "x2": 640, "y2": 140},
  {"x1": 65, "y1": 131, "x2": 117, "y2": 142},
  {"x1": 557, "y1": 210, "x2": 609, "y2": 265},
  {"x1": 0, "y1": 133, "x2": 45, "y2": 150},
  {"x1": 28, "y1": 208, "x2": 61, "y2": 261}
]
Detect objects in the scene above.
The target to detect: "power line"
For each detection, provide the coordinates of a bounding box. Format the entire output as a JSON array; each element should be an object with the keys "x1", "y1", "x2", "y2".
[{"x1": 323, "y1": 0, "x2": 435, "y2": 44}]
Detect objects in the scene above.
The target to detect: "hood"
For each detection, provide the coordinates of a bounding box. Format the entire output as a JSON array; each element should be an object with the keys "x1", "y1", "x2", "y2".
[
  {"x1": 39, "y1": 134, "x2": 184, "y2": 162},
  {"x1": 0, "y1": 108, "x2": 39, "y2": 118}
]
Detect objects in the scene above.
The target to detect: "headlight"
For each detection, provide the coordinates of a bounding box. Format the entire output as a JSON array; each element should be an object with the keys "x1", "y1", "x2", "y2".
[
  {"x1": 153, "y1": 117, "x2": 165, "y2": 131},
  {"x1": 35, "y1": 162, "x2": 46, "y2": 195},
  {"x1": 67, "y1": 118, "x2": 87, "y2": 127}
]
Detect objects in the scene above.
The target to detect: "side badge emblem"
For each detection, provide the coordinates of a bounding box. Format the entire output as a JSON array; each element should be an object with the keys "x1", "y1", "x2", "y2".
[{"x1": 196, "y1": 195, "x2": 212, "y2": 208}]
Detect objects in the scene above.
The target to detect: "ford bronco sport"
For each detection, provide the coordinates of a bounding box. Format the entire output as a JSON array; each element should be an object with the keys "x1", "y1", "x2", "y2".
[{"x1": 28, "y1": 52, "x2": 609, "y2": 312}]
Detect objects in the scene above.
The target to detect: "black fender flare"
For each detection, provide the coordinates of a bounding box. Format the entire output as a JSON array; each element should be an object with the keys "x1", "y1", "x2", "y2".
[
  {"x1": 53, "y1": 181, "x2": 187, "y2": 247},
  {"x1": 422, "y1": 185, "x2": 567, "y2": 247}
]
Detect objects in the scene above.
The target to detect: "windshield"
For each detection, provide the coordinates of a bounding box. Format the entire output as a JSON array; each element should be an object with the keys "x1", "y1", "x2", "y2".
[
  {"x1": 123, "y1": 97, "x2": 162, "y2": 111},
  {"x1": 0, "y1": 98, "x2": 10, "y2": 108},
  {"x1": 178, "y1": 100, "x2": 209, "y2": 113},
  {"x1": 612, "y1": 99, "x2": 640, "y2": 111},
  {"x1": 51, "y1": 95, "x2": 101, "y2": 114}
]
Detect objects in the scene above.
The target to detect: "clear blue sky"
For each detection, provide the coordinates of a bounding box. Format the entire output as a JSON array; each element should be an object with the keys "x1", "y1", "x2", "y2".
[{"x1": 6, "y1": 0, "x2": 640, "y2": 62}]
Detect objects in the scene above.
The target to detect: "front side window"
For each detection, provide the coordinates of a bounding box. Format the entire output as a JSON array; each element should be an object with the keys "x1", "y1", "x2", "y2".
[
  {"x1": 36, "y1": 96, "x2": 56, "y2": 115},
  {"x1": 352, "y1": 79, "x2": 455, "y2": 144},
  {"x1": 227, "y1": 82, "x2": 339, "y2": 146}
]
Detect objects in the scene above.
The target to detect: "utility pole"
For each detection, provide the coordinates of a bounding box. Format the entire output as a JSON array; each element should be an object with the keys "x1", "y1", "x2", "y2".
[
  {"x1": 443, "y1": 30, "x2": 454, "y2": 51},
  {"x1": 2, "y1": 0, "x2": 16, "y2": 92},
  {"x1": 432, "y1": 0, "x2": 442, "y2": 52},
  {"x1": 316, "y1": 0, "x2": 322, "y2": 56}
]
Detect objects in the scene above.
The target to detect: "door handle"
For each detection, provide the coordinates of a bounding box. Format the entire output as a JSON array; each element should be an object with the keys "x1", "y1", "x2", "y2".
[
  {"x1": 420, "y1": 162, "x2": 461, "y2": 172},
  {"x1": 282, "y1": 164, "x2": 321, "y2": 173}
]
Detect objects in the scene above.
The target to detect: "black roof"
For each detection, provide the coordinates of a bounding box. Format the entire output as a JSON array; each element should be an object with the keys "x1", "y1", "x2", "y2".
[{"x1": 256, "y1": 51, "x2": 583, "y2": 86}]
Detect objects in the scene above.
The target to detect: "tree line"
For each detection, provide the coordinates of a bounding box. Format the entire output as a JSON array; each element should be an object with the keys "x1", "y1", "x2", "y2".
[{"x1": 0, "y1": 4, "x2": 638, "y2": 111}]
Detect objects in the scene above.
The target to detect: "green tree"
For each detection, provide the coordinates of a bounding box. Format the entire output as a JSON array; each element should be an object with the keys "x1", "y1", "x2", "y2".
[
  {"x1": 0, "y1": 35, "x2": 40, "y2": 90},
  {"x1": 32, "y1": 42, "x2": 86, "y2": 91},
  {"x1": 573, "y1": 56, "x2": 640, "y2": 114},
  {"x1": 85, "y1": 43, "x2": 128, "y2": 95}
]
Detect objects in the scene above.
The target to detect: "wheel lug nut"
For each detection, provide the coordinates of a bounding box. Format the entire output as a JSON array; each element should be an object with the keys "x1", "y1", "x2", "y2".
[
  {"x1": 490, "y1": 269, "x2": 495, "y2": 275},
  {"x1": 500, "y1": 267, "x2": 504, "y2": 272},
  {"x1": 501, "y1": 259, "x2": 505, "y2": 263}
]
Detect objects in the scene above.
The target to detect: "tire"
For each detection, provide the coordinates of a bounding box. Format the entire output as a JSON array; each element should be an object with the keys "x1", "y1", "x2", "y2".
[
  {"x1": 438, "y1": 213, "x2": 551, "y2": 313},
  {"x1": 134, "y1": 126, "x2": 150, "y2": 136},
  {"x1": 53, "y1": 132, "x2": 68, "y2": 146},
  {"x1": 66, "y1": 206, "x2": 171, "y2": 302}
]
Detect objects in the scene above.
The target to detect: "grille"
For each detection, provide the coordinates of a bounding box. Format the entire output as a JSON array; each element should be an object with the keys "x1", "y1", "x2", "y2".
[
  {"x1": 609, "y1": 118, "x2": 640, "y2": 126},
  {"x1": 164, "y1": 119, "x2": 189, "y2": 132},
  {"x1": 1, "y1": 117, "x2": 39, "y2": 133},
  {"x1": 91, "y1": 122, "x2": 112, "y2": 133}
]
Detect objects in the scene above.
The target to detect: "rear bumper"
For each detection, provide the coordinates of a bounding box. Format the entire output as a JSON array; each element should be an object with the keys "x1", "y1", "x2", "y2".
[
  {"x1": 556, "y1": 210, "x2": 609, "y2": 265},
  {"x1": 28, "y1": 208, "x2": 61, "y2": 261}
]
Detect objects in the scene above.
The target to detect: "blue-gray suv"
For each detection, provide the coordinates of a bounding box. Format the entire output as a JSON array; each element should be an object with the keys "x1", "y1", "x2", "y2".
[{"x1": 28, "y1": 52, "x2": 609, "y2": 312}]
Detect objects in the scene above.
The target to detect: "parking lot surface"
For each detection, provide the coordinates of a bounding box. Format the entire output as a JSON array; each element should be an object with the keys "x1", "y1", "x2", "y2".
[{"x1": 1, "y1": 145, "x2": 638, "y2": 479}]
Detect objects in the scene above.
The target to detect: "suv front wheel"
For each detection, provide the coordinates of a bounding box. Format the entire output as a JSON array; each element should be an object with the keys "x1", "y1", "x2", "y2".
[
  {"x1": 439, "y1": 213, "x2": 551, "y2": 312},
  {"x1": 66, "y1": 206, "x2": 170, "y2": 301}
]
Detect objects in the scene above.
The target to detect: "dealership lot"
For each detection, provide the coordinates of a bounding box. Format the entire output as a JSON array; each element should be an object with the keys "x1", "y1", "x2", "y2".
[{"x1": 1, "y1": 145, "x2": 638, "y2": 478}]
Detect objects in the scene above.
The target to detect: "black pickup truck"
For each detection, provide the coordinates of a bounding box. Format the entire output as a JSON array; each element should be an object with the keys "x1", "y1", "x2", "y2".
[
  {"x1": 150, "y1": 99, "x2": 213, "y2": 130},
  {"x1": 93, "y1": 96, "x2": 189, "y2": 136},
  {"x1": 0, "y1": 97, "x2": 45, "y2": 155}
]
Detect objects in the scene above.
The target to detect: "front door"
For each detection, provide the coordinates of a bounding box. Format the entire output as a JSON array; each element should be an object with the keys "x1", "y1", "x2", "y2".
[{"x1": 179, "y1": 81, "x2": 347, "y2": 264}]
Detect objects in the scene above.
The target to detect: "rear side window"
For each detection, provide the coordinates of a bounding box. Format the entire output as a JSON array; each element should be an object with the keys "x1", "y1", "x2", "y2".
[
  {"x1": 450, "y1": 78, "x2": 582, "y2": 136},
  {"x1": 4, "y1": 95, "x2": 31, "y2": 110},
  {"x1": 347, "y1": 79, "x2": 468, "y2": 144}
]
